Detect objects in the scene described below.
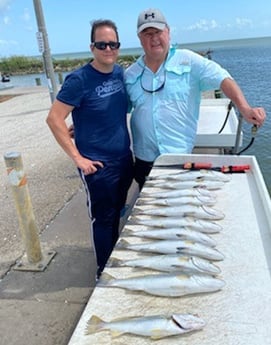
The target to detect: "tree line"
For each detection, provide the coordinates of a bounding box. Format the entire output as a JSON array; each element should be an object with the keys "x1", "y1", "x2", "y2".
[{"x1": 0, "y1": 55, "x2": 139, "y2": 75}]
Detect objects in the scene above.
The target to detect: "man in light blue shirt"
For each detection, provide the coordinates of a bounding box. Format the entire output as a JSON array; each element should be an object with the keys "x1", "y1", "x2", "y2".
[{"x1": 125, "y1": 8, "x2": 266, "y2": 189}]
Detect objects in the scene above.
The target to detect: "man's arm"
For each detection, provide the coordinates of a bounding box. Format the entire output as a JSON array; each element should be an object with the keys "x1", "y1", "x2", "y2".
[
  {"x1": 46, "y1": 100, "x2": 103, "y2": 175},
  {"x1": 220, "y1": 78, "x2": 266, "y2": 127}
]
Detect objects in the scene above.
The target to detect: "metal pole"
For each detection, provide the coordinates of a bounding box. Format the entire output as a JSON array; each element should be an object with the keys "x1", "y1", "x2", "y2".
[
  {"x1": 4, "y1": 152, "x2": 56, "y2": 271},
  {"x1": 233, "y1": 113, "x2": 243, "y2": 154},
  {"x1": 4, "y1": 152, "x2": 42, "y2": 263},
  {"x1": 33, "y1": 0, "x2": 58, "y2": 103}
]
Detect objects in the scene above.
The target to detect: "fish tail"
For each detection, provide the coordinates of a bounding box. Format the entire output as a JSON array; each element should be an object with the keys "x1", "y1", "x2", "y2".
[
  {"x1": 120, "y1": 229, "x2": 134, "y2": 237},
  {"x1": 97, "y1": 272, "x2": 115, "y2": 286},
  {"x1": 131, "y1": 207, "x2": 141, "y2": 215},
  {"x1": 85, "y1": 315, "x2": 105, "y2": 335},
  {"x1": 115, "y1": 238, "x2": 129, "y2": 249},
  {"x1": 126, "y1": 216, "x2": 140, "y2": 225},
  {"x1": 106, "y1": 257, "x2": 124, "y2": 267},
  {"x1": 135, "y1": 198, "x2": 145, "y2": 205}
]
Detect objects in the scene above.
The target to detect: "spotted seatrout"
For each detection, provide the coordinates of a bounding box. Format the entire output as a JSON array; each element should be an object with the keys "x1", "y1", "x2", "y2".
[
  {"x1": 128, "y1": 216, "x2": 222, "y2": 233},
  {"x1": 108, "y1": 254, "x2": 221, "y2": 275},
  {"x1": 144, "y1": 180, "x2": 225, "y2": 190},
  {"x1": 136, "y1": 195, "x2": 217, "y2": 207},
  {"x1": 147, "y1": 169, "x2": 231, "y2": 182},
  {"x1": 140, "y1": 187, "x2": 214, "y2": 198},
  {"x1": 123, "y1": 227, "x2": 217, "y2": 247},
  {"x1": 133, "y1": 204, "x2": 225, "y2": 220},
  {"x1": 98, "y1": 272, "x2": 225, "y2": 297},
  {"x1": 86, "y1": 313, "x2": 205, "y2": 340},
  {"x1": 116, "y1": 239, "x2": 224, "y2": 261}
]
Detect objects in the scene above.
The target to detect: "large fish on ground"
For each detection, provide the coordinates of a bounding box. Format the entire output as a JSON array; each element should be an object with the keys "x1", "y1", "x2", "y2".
[
  {"x1": 116, "y1": 239, "x2": 224, "y2": 261},
  {"x1": 98, "y1": 272, "x2": 225, "y2": 297},
  {"x1": 128, "y1": 216, "x2": 222, "y2": 233},
  {"x1": 136, "y1": 195, "x2": 217, "y2": 207},
  {"x1": 147, "y1": 169, "x2": 231, "y2": 182},
  {"x1": 123, "y1": 227, "x2": 217, "y2": 247},
  {"x1": 133, "y1": 204, "x2": 225, "y2": 220},
  {"x1": 108, "y1": 254, "x2": 221, "y2": 275},
  {"x1": 86, "y1": 313, "x2": 206, "y2": 340}
]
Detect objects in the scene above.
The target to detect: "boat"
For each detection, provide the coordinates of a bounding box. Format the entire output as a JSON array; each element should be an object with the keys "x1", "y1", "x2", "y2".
[{"x1": 1, "y1": 74, "x2": 10, "y2": 83}]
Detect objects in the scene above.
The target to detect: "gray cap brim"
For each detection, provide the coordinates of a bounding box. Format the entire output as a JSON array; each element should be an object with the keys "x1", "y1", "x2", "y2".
[{"x1": 137, "y1": 22, "x2": 166, "y2": 34}]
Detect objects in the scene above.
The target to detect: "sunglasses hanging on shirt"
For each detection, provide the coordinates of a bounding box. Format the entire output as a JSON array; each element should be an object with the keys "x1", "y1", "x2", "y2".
[{"x1": 140, "y1": 66, "x2": 166, "y2": 93}]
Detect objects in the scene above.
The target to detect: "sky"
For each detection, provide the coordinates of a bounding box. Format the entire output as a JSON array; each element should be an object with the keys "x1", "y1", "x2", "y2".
[{"x1": 0, "y1": 0, "x2": 271, "y2": 57}]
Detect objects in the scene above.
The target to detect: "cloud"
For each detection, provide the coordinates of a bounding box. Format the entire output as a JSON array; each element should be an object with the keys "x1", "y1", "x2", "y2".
[
  {"x1": 22, "y1": 7, "x2": 30, "y2": 22},
  {"x1": 3, "y1": 14, "x2": 10, "y2": 24},
  {"x1": 235, "y1": 17, "x2": 253, "y2": 28},
  {"x1": 0, "y1": 0, "x2": 12, "y2": 12},
  {"x1": 184, "y1": 17, "x2": 256, "y2": 34},
  {"x1": 185, "y1": 19, "x2": 219, "y2": 32}
]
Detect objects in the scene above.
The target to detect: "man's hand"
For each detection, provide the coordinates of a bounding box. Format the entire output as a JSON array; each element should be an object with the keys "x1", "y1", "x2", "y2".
[{"x1": 75, "y1": 156, "x2": 104, "y2": 175}]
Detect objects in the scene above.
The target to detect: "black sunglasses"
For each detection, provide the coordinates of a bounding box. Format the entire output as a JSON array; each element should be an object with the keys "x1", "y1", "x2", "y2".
[{"x1": 93, "y1": 41, "x2": 120, "y2": 50}]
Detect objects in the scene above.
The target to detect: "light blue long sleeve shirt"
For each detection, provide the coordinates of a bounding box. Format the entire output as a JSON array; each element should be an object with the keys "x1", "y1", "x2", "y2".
[{"x1": 124, "y1": 47, "x2": 232, "y2": 161}]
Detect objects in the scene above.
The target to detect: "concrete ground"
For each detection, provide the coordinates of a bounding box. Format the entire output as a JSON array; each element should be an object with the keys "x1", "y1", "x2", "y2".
[{"x1": 0, "y1": 86, "x2": 138, "y2": 345}]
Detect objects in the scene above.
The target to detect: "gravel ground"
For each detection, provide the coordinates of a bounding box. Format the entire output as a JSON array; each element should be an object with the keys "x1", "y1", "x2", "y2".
[{"x1": 0, "y1": 87, "x2": 81, "y2": 277}]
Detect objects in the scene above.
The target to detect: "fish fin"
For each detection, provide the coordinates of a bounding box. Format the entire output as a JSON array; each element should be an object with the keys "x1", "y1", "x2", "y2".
[
  {"x1": 85, "y1": 315, "x2": 105, "y2": 335},
  {"x1": 106, "y1": 257, "x2": 123, "y2": 267},
  {"x1": 110, "y1": 330, "x2": 124, "y2": 338},
  {"x1": 97, "y1": 272, "x2": 115, "y2": 286},
  {"x1": 150, "y1": 329, "x2": 164, "y2": 340}
]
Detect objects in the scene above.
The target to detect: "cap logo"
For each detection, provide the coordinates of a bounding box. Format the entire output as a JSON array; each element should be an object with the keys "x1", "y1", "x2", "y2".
[{"x1": 144, "y1": 13, "x2": 155, "y2": 20}]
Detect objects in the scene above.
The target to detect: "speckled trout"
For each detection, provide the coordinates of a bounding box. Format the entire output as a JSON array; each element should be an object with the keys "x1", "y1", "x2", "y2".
[
  {"x1": 136, "y1": 195, "x2": 217, "y2": 207},
  {"x1": 140, "y1": 187, "x2": 214, "y2": 198},
  {"x1": 124, "y1": 227, "x2": 217, "y2": 247},
  {"x1": 144, "y1": 180, "x2": 225, "y2": 190},
  {"x1": 98, "y1": 272, "x2": 225, "y2": 297},
  {"x1": 128, "y1": 216, "x2": 222, "y2": 233},
  {"x1": 108, "y1": 254, "x2": 221, "y2": 275},
  {"x1": 117, "y1": 239, "x2": 224, "y2": 261},
  {"x1": 147, "y1": 169, "x2": 231, "y2": 182},
  {"x1": 86, "y1": 313, "x2": 205, "y2": 340},
  {"x1": 133, "y1": 205, "x2": 225, "y2": 220}
]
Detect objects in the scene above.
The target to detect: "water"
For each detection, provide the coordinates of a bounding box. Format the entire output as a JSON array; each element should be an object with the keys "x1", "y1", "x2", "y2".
[{"x1": 4, "y1": 37, "x2": 271, "y2": 193}]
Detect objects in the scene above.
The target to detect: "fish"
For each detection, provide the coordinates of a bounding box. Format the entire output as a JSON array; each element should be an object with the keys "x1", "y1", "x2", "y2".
[
  {"x1": 123, "y1": 227, "x2": 217, "y2": 247},
  {"x1": 128, "y1": 216, "x2": 222, "y2": 233},
  {"x1": 144, "y1": 180, "x2": 225, "y2": 190},
  {"x1": 116, "y1": 239, "x2": 224, "y2": 261},
  {"x1": 133, "y1": 205, "x2": 225, "y2": 220},
  {"x1": 107, "y1": 254, "x2": 221, "y2": 275},
  {"x1": 98, "y1": 272, "x2": 225, "y2": 297},
  {"x1": 136, "y1": 195, "x2": 217, "y2": 207},
  {"x1": 140, "y1": 187, "x2": 214, "y2": 199},
  {"x1": 86, "y1": 313, "x2": 206, "y2": 340},
  {"x1": 147, "y1": 169, "x2": 231, "y2": 182}
]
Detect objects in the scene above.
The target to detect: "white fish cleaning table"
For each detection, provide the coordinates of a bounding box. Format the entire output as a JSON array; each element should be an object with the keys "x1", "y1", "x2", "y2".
[
  {"x1": 68, "y1": 154, "x2": 271, "y2": 345},
  {"x1": 195, "y1": 98, "x2": 242, "y2": 152}
]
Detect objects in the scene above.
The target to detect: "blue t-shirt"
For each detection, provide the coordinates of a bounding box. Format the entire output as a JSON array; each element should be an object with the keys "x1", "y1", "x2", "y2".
[{"x1": 57, "y1": 63, "x2": 131, "y2": 161}]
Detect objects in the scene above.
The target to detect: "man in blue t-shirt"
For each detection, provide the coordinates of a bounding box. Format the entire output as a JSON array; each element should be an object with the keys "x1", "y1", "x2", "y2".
[{"x1": 46, "y1": 19, "x2": 133, "y2": 279}]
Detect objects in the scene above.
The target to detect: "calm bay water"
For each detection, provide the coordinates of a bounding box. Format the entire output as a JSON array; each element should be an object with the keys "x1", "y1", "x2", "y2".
[{"x1": 6, "y1": 36, "x2": 271, "y2": 193}]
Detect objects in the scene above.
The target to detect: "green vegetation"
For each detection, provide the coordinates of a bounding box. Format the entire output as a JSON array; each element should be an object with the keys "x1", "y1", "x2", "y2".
[{"x1": 0, "y1": 54, "x2": 140, "y2": 75}]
